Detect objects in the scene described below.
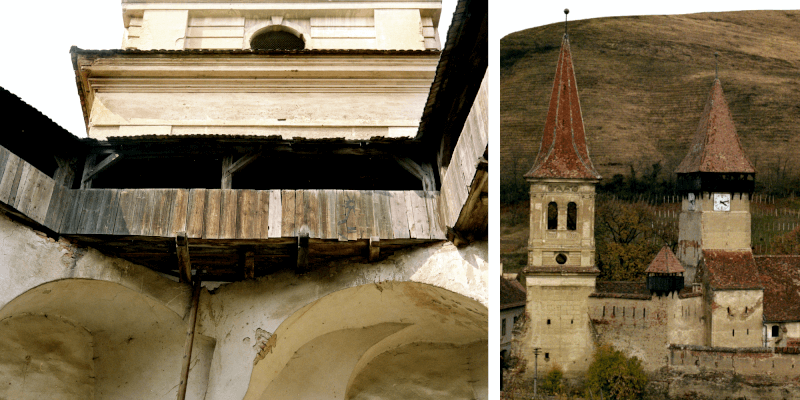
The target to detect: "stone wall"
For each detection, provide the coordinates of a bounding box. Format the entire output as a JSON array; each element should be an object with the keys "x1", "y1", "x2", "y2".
[
  {"x1": 709, "y1": 289, "x2": 764, "y2": 348},
  {"x1": 589, "y1": 293, "x2": 704, "y2": 371}
]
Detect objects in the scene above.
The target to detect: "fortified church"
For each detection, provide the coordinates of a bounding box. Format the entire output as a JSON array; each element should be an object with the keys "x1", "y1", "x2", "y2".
[
  {"x1": 0, "y1": 0, "x2": 488, "y2": 399},
  {"x1": 519, "y1": 25, "x2": 800, "y2": 385}
]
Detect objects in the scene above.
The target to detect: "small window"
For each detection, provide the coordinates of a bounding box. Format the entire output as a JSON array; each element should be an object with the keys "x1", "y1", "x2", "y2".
[
  {"x1": 602, "y1": 306, "x2": 605, "y2": 317},
  {"x1": 567, "y1": 202, "x2": 577, "y2": 230},
  {"x1": 772, "y1": 325, "x2": 780, "y2": 337},
  {"x1": 251, "y1": 30, "x2": 305, "y2": 50},
  {"x1": 547, "y1": 202, "x2": 558, "y2": 230},
  {"x1": 555, "y1": 253, "x2": 568, "y2": 264},
  {"x1": 547, "y1": 319, "x2": 551, "y2": 325},
  {"x1": 544, "y1": 352, "x2": 550, "y2": 361},
  {"x1": 732, "y1": 329, "x2": 735, "y2": 337},
  {"x1": 570, "y1": 319, "x2": 573, "y2": 324},
  {"x1": 643, "y1": 308, "x2": 646, "y2": 318}
]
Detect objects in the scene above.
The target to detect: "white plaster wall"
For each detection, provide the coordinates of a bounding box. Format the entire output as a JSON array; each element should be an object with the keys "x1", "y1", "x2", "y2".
[
  {"x1": 374, "y1": 9, "x2": 425, "y2": 50},
  {"x1": 199, "y1": 240, "x2": 488, "y2": 400},
  {"x1": 139, "y1": 10, "x2": 188, "y2": 50}
]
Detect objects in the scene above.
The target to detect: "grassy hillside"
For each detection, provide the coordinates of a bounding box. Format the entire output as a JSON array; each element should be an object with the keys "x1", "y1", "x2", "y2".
[{"x1": 501, "y1": 10, "x2": 800, "y2": 199}]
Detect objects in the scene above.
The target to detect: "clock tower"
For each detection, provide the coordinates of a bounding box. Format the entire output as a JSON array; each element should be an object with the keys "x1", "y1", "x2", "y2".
[{"x1": 675, "y1": 78, "x2": 755, "y2": 284}]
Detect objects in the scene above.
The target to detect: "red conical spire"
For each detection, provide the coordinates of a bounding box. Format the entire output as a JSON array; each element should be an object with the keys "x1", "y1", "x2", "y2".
[
  {"x1": 675, "y1": 79, "x2": 755, "y2": 174},
  {"x1": 645, "y1": 246, "x2": 685, "y2": 274},
  {"x1": 525, "y1": 34, "x2": 600, "y2": 180}
]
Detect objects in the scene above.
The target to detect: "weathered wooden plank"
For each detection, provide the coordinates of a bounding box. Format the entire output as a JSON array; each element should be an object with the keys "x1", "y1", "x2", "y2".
[
  {"x1": 359, "y1": 190, "x2": 375, "y2": 239},
  {"x1": 43, "y1": 184, "x2": 69, "y2": 231},
  {"x1": 0, "y1": 147, "x2": 11, "y2": 182},
  {"x1": 294, "y1": 190, "x2": 305, "y2": 234},
  {"x1": 335, "y1": 190, "x2": 347, "y2": 240},
  {"x1": 325, "y1": 190, "x2": 338, "y2": 240},
  {"x1": 373, "y1": 190, "x2": 393, "y2": 239},
  {"x1": 281, "y1": 189, "x2": 295, "y2": 237},
  {"x1": 219, "y1": 189, "x2": 238, "y2": 239},
  {"x1": 243, "y1": 250, "x2": 255, "y2": 280},
  {"x1": 343, "y1": 190, "x2": 360, "y2": 241},
  {"x1": 237, "y1": 189, "x2": 258, "y2": 239},
  {"x1": 204, "y1": 189, "x2": 222, "y2": 239},
  {"x1": 257, "y1": 190, "x2": 271, "y2": 239},
  {"x1": 30, "y1": 171, "x2": 55, "y2": 223},
  {"x1": 388, "y1": 191, "x2": 410, "y2": 239},
  {"x1": 17, "y1": 168, "x2": 42, "y2": 216},
  {"x1": 426, "y1": 191, "x2": 446, "y2": 240},
  {"x1": 154, "y1": 189, "x2": 177, "y2": 237},
  {"x1": 169, "y1": 189, "x2": 190, "y2": 237},
  {"x1": 317, "y1": 190, "x2": 330, "y2": 239},
  {"x1": 406, "y1": 190, "x2": 430, "y2": 239},
  {"x1": 303, "y1": 189, "x2": 319, "y2": 238},
  {"x1": 10, "y1": 162, "x2": 32, "y2": 210},
  {"x1": 176, "y1": 232, "x2": 192, "y2": 283},
  {"x1": 268, "y1": 190, "x2": 281, "y2": 238},
  {"x1": 96, "y1": 189, "x2": 120, "y2": 235},
  {"x1": 76, "y1": 190, "x2": 99, "y2": 234},
  {"x1": 0, "y1": 153, "x2": 21, "y2": 204},
  {"x1": 139, "y1": 190, "x2": 158, "y2": 236},
  {"x1": 186, "y1": 189, "x2": 207, "y2": 239},
  {"x1": 112, "y1": 189, "x2": 136, "y2": 235},
  {"x1": 61, "y1": 190, "x2": 88, "y2": 234}
]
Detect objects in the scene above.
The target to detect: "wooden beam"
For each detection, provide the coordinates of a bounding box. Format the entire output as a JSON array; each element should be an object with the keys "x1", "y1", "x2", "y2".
[
  {"x1": 297, "y1": 225, "x2": 309, "y2": 272},
  {"x1": 176, "y1": 278, "x2": 201, "y2": 400},
  {"x1": 369, "y1": 236, "x2": 380, "y2": 262},
  {"x1": 394, "y1": 157, "x2": 436, "y2": 191},
  {"x1": 81, "y1": 153, "x2": 122, "y2": 188},
  {"x1": 221, "y1": 155, "x2": 233, "y2": 189},
  {"x1": 243, "y1": 249, "x2": 255, "y2": 280},
  {"x1": 79, "y1": 154, "x2": 97, "y2": 189},
  {"x1": 176, "y1": 232, "x2": 192, "y2": 283},
  {"x1": 53, "y1": 156, "x2": 78, "y2": 188},
  {"x1": 226, "y1": 148, "x2": 263, "y2": 176}
]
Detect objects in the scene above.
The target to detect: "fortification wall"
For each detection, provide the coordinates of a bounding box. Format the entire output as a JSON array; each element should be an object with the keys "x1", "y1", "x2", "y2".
[
  {"x1": 589, "y1": 293, "x2": 704, "y2": 371},
  {"x1": 709, "y1": 289, "x2": 764, "y2": 348}
]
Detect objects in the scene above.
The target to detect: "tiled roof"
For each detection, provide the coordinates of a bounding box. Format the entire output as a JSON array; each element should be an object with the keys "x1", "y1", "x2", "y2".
[
  {"x1": 645, "y1": 246, "x2": 685, "y2": 274},
  {"x1": 501, "y1": 276, "x2": 526, "y2": 310},
  {"x1": 525, "y1": 34, "x2": 601, "y2": 181},
  {"x1": 701, "y1": 249, "x2": 762, "y2": 290},
  {"x1": 755, "y1": 256, "x2": 800, "y2": 322},
  {"x1": 675, "y1": 79, "x2": 755, "y2": 174}
]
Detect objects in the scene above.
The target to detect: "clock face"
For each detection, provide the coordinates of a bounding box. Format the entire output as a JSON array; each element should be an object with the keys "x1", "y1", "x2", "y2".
[
  {"x1": 713, "y1": 193, "x2": 731, "y2": 211},
  {"x1": 687, "y1": 193, "x2": 696, "y2": 211}
]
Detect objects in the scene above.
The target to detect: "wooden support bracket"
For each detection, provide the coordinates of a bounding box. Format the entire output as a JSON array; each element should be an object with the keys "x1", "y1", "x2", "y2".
[
  {"x1": 53, "y1": 156, "x2": 78, "y2": 188},
  {"x1": 394, "y1": 156, "x2": 436, "y2": 191},
  {"x1": 176, "y1": 232, "x2": 192, "y2": 283},
  {"x1": 176, "y1": 278, "x2": 201, "y2": 400},
  {"x1": 369, "y1": 236, "x2": 380, "y2": 262},
  {"x1": 243, "y1": 250, "x2": 255, "y2": 280},
  {"x1": 297, "y1": 225, "x2": 309, "y2": 272},
  {"x1": 222, "y1": 148, "x2": 263, "y2": 189},
  {"x1": 81, "y1": 153, "x2": 122, "y2": 189},
  {"x1": 446, "y1": 226, "x2": 469, "y2": 247}
]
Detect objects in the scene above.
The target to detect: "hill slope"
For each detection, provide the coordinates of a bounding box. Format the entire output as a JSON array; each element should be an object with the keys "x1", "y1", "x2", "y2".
[{"x1": 501, "y1": 10, "x2": 800, "y2": 194}]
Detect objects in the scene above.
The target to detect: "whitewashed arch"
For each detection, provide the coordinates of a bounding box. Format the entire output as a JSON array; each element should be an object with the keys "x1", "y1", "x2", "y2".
[{"x1": 243, "y1": 18, "x2": 311, "y2": 50}]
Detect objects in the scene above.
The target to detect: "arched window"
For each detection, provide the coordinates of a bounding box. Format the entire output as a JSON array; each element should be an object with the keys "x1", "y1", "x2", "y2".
[
  {"x1": 251, "y1": 30, "x2": 305, "y2": 50},
  {"x1": 567, "y1": 202, "x2": 577, "y2": 231},
  {"x1": 547, "y1": 202, "x2": 558, "y2": 230}
]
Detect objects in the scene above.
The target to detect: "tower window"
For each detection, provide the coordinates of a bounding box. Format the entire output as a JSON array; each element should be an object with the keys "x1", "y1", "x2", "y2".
[
  {"x1": 547, "y1": 319, "x2": 551, "y2": 325},
  {"x1": 555, "y1": 253, "x2": 568, "y2": 264},
  {"x1": 772, "y1": 325, "x2": 780, "y2": 337},
  {"x1": 251, "y1": 30, "x2": 305, "y2": 50},
  {"x1": 544, "y1": 353, "x2": 550, "y2": 361},
  {"x1": 567, "y1": 202, "x2": 577, "y2": 230},
  {"x1": 547, "y1": 202, "x2": 558, "y2": 230}
]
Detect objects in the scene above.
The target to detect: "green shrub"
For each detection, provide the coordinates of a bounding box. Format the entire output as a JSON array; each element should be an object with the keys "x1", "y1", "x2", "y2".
[
  {"x1": 539, "y1": 364, "x2": 565, "y2": 395},
  {"x1": 585, "y1": 345, "x2": 648, "y2": 400}
]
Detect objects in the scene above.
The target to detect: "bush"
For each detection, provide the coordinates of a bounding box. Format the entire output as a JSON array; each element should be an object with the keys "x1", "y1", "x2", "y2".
[
  {"x1": 540, "y1": 364, "x2": 565, "y2": 395},
  {"x1": 585, "y1": 345, "x2": 648, "y2": 400}
]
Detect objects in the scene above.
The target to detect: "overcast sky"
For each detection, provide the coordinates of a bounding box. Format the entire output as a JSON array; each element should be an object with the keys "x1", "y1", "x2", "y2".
[{"x1": 1, "y1": 1, "x2": 797, "y2": 138}]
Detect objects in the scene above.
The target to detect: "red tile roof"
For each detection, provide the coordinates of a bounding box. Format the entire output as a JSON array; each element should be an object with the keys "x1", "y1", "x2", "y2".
[
  {"x1": 645, "y1": 246, "x2": 685, "y2": 274},
  {"x1": 592, "y1": 281, "x2": 651, "y2": 299},
  {"x1": 525, "y1": 34, "x2": 601, "y2": 181},
  {"x1": 755, "y1": 256, "x2": 800, "y2": 322},
  {"x1": 675, "y1": 79, "x2": 755, "y2": 174},
  {"x1": 701, "y1": 249, "x2": 762, "y2": 290},
  {"x1": 501, "y1": 276, "x2": 527, "y2": 310}
]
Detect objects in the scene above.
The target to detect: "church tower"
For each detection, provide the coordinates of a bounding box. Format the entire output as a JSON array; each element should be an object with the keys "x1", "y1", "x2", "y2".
[
  {"x1": 522, "y1": 30, "x2": 600, "y2": 376},
  {"x1": 675, "y1": 78, "x2": 756, "y2": 285}
]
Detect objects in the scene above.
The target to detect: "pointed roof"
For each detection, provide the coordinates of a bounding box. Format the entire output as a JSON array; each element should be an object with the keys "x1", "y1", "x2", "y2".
[
  {"x1": 675, "y1": 79, "x2": 755, "y2": 174},
  {"x1": 525, "y1": 34, "x2": 600, "y2": 180},
  {"x1": 645, "y1": 246, "x2": 685, "y2": 274}
]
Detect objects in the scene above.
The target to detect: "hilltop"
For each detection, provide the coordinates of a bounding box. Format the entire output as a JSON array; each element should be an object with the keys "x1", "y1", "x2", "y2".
[{"x1": 501, "y1": 10, "x2": 800, "y2": 196}]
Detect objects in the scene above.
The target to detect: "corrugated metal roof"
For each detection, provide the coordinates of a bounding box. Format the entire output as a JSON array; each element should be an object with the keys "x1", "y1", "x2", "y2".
[
  {"x1": 675, "y1": 79, "x2": 755, "y2": 174},
  {"x1": 525, "y1": 34, "x2": 601, "y2": 181}
]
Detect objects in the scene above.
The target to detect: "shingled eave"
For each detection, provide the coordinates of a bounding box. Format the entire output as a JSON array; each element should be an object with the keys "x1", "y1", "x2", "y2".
[
  {"x1": 525, "y1": 34, "x2": 601, "y2": 181},
  {"x1": 675, "y1": 78, "x2": 755, "y2": 174}
]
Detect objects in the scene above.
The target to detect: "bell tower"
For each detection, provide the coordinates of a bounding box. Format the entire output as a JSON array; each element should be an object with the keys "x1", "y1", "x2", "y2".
[
  {"x1": 522, "y1": 25, "x2": 600, "y2": 376},
  {"x1": 675, "y1": 78, "x2": 756, "y2": 284}
]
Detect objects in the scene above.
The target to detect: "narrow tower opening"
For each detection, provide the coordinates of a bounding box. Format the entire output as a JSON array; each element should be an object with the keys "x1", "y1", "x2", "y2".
[{"x1": 547, "y1": 202, "x2": 558, "y2": 230}]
